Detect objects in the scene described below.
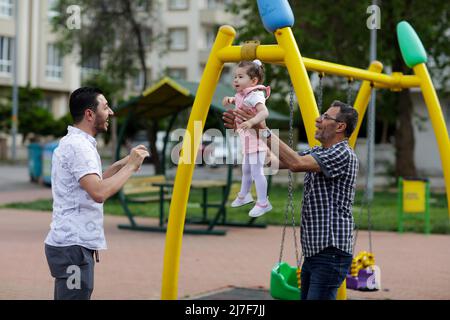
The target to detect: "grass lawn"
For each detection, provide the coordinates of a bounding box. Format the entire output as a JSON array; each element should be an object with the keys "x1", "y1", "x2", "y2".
[{"x1": 2, "y1": 183, "x2": 449, "y2": 234}]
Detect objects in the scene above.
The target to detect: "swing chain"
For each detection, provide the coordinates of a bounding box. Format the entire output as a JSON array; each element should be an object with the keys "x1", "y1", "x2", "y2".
[
  {"x1": 365, "y1": 83, "x2": 376, "y2": 253},
  {"x1": 354, "y1": 81, "x2": 375, "y2": 253},
  {"x1": 278, "y1": 83, "x2": 301, "y2": 268},
  {"x1": 317, "y1": 73, "x2": 324, "y2": 110}
]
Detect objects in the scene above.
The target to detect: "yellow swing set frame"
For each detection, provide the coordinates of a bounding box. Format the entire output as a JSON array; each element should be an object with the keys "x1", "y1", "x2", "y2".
[{"x1": 160, "y1": 20, "x2": 450, "y2": 300}]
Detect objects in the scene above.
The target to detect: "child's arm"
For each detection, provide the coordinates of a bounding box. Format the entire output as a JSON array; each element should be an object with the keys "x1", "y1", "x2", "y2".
[
  {"x1": 238, "y1": 103, "x2": 269, "y2": 130},
  {"x1": 222, "y1": 96, "x2": 235, "y2": 107}
]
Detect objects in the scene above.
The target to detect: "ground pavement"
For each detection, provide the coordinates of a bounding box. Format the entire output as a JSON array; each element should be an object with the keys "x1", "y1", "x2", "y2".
[
  {"x1": 0, "y1": 208, "x2": 449, "y2": 300},
  {"x1": 0, "y1": 164, "x2": 449, "y2": 300}
]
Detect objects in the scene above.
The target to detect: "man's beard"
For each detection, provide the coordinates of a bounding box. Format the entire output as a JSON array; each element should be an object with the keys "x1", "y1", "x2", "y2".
[
  {"x1": 94, "y1": 117, "x2": 108, "y2": 134},
  {"x1": 315, "y1": 129, "x2": 333, "y2": 143}
]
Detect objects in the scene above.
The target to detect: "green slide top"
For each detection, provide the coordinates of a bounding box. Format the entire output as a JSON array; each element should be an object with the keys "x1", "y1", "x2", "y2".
[{"x1": 397, "y1": 21, "x2": 428, "y2": 68}]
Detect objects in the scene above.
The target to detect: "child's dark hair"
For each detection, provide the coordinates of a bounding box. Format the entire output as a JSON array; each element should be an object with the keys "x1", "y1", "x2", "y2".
[{"x1": 237, "y1": 60, "x2": 264, "y2": 84}]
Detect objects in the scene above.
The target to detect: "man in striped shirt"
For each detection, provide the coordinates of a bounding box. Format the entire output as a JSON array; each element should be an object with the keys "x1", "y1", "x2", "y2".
[{"x1": 223, "y1": 100, "x2": 359, "y2": 300}]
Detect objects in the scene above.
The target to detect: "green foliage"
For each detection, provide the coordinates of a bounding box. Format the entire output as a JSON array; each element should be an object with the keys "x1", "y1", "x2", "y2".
[
  {"x1": 0, "y1": 98, "x2": 11, "y2": 133},
  {"x1": 50, "y1": 0, "x2": 167, "y2": 170},
  {"x1": 227, "y1": 0, "x2": 450, "y2": 134},
  {"x1": 50, "y1": 0, "x2": 163, "y2": 91},
  {"x1": 4, "y1": 187, "x2": 448, "y2": 234},
  {"x1": 81, "y1": 73, "x2": 124, "y2": 104},
  {"x1": 0, "y1": 85, "x2": 68, "y2": 141},
  {"x1": 227, "y1": 1, "x2": 450, "y2": 177},
  {"x1": 52, "y1": 113, "x2": 73, "y2": 138}
]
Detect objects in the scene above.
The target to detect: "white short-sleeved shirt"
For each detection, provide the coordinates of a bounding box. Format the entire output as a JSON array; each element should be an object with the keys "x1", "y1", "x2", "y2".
[
  {"x1": 44, "y1": 126, "x2": 106, "y2": 250},
  {"x1": 241, "y1": 91, "x2": 266, "y2": 110}
]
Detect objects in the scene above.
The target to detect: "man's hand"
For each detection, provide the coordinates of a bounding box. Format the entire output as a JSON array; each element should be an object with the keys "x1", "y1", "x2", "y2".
[
  {"x1": 233, "y1": 108, "x2": 264, "y2": 129},
  {"x1": 81, "y1": 145, "x2": 150, "y2": 203},
  {"x1": 222, "y1": 96, "x2": 235, "y2": 107},
  {"x1": 222, "y1": 109, "x2": 237, "y2": 130},
  {"x1": 127, "y1": 145, "x2": 150, "y2": 172}
]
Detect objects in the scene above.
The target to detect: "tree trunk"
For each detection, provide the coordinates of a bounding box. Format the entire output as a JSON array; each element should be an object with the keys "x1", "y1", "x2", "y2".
[
  {"x1": 123, "y1": 0, "x2": 162, "y2": 173},
  {"x1": 385, "y1": 1, "x2": 417, "y2": 180},
  {"x1": 394, "y1": 89, "x2": 417, "y2": 179}
]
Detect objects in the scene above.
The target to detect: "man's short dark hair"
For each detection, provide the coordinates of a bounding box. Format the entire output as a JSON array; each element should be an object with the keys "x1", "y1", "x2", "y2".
[
  {"x1": 330, "y1": 100, "x2": 359, "y2": 137},
  {"x1": 69, "y1": 87, "x2": 103, "y2": 123}
]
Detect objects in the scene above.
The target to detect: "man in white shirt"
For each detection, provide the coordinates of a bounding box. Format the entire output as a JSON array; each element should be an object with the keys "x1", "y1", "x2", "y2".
[{"x1": 45, "y1": 87, "x2": 149, "y2": 300}]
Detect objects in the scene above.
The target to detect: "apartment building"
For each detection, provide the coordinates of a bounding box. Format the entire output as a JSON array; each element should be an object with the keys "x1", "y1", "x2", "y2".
[
  {"x1": 0, "y1": 0, "x2": 238, "y2": 120},
  {"x1": 0, "y1": 0, "x2": 80, "y2": 118},
  {"x1": 154, "y1": 0, "x2": 237, "y2": 87}
]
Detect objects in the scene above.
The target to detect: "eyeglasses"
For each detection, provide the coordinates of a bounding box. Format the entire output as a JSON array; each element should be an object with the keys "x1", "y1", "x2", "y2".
[{"x1": 319, "y1": 113, "x2": 342, "y2": 122}]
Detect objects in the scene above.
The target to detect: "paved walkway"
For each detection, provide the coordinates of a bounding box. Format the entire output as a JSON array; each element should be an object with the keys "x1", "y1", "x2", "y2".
[
  {"x1": 0, "y1": 208, "x2": 449, "y2": 300},
  {"x1": 0, "y1": 164, "x2": 449, "y2": 300}
]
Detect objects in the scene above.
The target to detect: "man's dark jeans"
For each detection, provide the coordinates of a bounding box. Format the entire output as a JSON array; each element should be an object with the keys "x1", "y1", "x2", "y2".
[{"x1": 300, "y1": 246, "x2": 353, "y2": 300}]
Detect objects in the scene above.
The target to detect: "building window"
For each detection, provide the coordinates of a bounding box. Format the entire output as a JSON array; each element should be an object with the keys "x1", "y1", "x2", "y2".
[
  {"x1": 46, "y1": 44, "x2": 63, "y2": 80},
  {"x1": 80, "y1": 53, "x2": 101, "y2": 81},
  {"x1": 168, "y1": 28, "x2": 188, "y2": 51},
  {"x1": 169, "y1": 0, "x2": 189, "y2": 11},
  {"x1": 0, "y1": 0, "x2": 13, "y2": 18},
  {"x1": 168, "y1": 68, "x2": 187, "y2": 80},
  {"x1": 81, "y1": 55, "x2": 101, "y2": 71},
  {"x1": 0, "y1": 36, "x2": 12, "y2": 74},
  {"x1": 207, "y1": 0, "x2": 231, "y2": 9},
  {"x1": 47, "y1": 0, "x2": 59, "y2": 21}
]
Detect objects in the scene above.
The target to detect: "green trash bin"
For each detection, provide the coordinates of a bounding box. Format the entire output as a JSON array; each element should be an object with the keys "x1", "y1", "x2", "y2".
[
  {"x1": 42, "y1": 141, "x2": 59, "y2": 186},
  {"x1": 27, "y1": 143, "x2": 43, "y2": 182}
]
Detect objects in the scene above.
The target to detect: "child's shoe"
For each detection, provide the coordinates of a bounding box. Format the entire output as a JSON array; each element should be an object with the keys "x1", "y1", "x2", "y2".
[
  {"x1": 249, "y1": 200, "x2": 272, "y2": 217},
  {"x1": 231, "y1": 193, "x2": 254, "y2": 207}
]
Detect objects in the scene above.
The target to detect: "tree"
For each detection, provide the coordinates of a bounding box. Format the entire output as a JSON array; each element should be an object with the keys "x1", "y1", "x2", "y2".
[
  {"x1": 0, "y1": 85, "x2": 61, "y2": 142},
  {"x1": 228, "y1": 0, "x2": 450, "y2": 178},
  {"x1": 51, "y1": 0, "x2": 166, "y2": 172}
]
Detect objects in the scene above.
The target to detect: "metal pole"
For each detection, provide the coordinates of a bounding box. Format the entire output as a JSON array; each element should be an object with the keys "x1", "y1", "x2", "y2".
[
  {"x1": 366, "y1": 0, "x2": 378, "y2": 202},
  {"x1": 11, "y1": 0, "x2": 19, "y2": 161}
]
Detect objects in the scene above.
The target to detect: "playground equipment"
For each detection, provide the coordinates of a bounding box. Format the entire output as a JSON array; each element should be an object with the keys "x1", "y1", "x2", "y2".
[
  {"x1": 113, "y1": 78, "x2": 289, "y2": 235},
  {"x1": 269, "y1": 81, "x2": 347, "y2": 300},
  {"x1": 270, "y1": 262, "x2": 301, "y2": 300},
  {"x1": 397, "y1": 177, "x2": 431, "y2": 234},
  {"x1": 270, "y1": 84, "x2": 301, "y2": 300},
  {"x1": 346, "y1": 251, "x2": 381, "y2": 291},
  {"x1": 161, "y1": 0, "x2": 450, "y2": 299},
  {"x1": 348, "y1": 184, "x2": 381, "y2": 292}
]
